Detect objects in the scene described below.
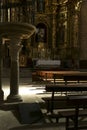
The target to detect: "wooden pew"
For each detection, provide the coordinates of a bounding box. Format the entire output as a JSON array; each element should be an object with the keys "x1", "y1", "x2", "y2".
[
  {"x1": 63, "y1": 75, "x2": 87, "y2": 84},
  {"x1": 53, "y1": 72, "x2": 87, "y2": 84},
  {"x1": 44, "y1": 84, "x2": 87, "y2": 113},
  {"x1": 33, "y1": 70, "x2": 87, "y2": 83},
  {"x1": 59, "y1": 109, "x2": 87, "y2": 130},
  {"x1": 59, "y1": 95, "x2": 87, "y2": 130}
]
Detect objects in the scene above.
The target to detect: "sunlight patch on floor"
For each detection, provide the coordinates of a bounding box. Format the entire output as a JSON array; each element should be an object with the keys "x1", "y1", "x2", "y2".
[{"x1": 3, "y1": 85, "x2": 45, "y2": 100}]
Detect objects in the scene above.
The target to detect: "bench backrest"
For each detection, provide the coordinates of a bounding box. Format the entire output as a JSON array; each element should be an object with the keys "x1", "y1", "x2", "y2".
[
  {"x1": 45, "y1": 84, "x2": 87, "y2": 92},
  {"x1": 67, "y1": 95, "x2": 87, "y2": 107}
]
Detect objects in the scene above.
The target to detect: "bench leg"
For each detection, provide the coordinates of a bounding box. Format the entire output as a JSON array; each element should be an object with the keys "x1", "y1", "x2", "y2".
[
  {"x1": 46, "y1": 101, "x2": 50, "y2": 113},
  {"x1": 74, "y1": 107, "x2": 79, "y2": 130},
  {"x1": 66, "y1": 117, "x2": 69, "y2": 130},
  {"x1": 56, "y1": 116, "x2": 59, "y2": 123}
]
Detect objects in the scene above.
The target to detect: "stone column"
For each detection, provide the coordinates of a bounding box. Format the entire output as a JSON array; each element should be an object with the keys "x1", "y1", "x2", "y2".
[
  {"x1": 79, "y1": 0, "x2": 87, "y2": 60},
  {"x1": 0, "y1": 38, "x2": 4, "y2": 103},
  {"x1": 52, "y1": 3, "x2": 57, "y2": 59},
  {"x1": 7, "y1": 37, "x2": 22, "y2": 102}
]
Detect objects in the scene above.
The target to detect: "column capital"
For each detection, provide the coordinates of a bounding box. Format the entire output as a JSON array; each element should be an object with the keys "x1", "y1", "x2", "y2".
[
  {"x1": 9, "y1": 43, "x2": 22, "y2": 53},
  {"x1": 9, "y1": 44, "x2": 22, "y2": 61}
]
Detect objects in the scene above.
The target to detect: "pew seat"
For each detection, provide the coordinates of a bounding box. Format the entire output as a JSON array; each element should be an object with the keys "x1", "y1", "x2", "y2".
[{"x1": 58, "y1": 109, "x2": 87, "y2": 130}]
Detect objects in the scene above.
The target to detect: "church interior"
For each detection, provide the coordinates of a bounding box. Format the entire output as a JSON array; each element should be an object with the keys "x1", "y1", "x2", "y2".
[
  {"x1": 0, "y1": 0, "x2": 87, "y2": 130},
  {"x1": 1, "y1": 0, "x2": 86, "y2": 69}
]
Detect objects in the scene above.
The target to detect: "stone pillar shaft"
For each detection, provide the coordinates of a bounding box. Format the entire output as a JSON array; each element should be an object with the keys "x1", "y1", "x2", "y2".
[
  {"x1": 79, "y1": 0, "x2": 87, "y2": 59},
  {"x1": 52, "y1": 14, "x2": 56, "y2": 49},
  {"x1": 7, "y1": 38, "x2": 22, "y2": 102},
  {"x1": 52, "y1": 4, "x2": 57, "y2": 59},
  {"x1": 0, "y1": 38, "x2": 4, "y2": 103}
]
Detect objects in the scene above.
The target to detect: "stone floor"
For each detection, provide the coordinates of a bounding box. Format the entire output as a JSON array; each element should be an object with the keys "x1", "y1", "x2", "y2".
[
  {"x1": 0, "y1": 77, "x2": 67, "y2": 130},
  {"x1": 1, "y1": 77, "x2": 87, "y2": 130}
]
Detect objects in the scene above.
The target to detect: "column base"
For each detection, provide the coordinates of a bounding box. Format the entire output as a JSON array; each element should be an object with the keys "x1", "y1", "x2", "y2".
[
  {"x1": 6, "y1": 94, "x2": 23, "y2": 102},
  {"x1": 0, "y1": 89, "x2": 4, "y2": 103}
]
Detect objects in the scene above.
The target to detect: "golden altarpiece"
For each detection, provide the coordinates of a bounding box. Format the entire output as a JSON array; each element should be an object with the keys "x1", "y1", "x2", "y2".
[{"x1": 0, "y1": 0, "x2": 85, "y2": 68}]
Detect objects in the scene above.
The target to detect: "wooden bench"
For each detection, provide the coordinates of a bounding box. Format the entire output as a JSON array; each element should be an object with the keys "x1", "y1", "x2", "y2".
[
  {"x1": 45, "y1": 84, "x2": 87, "y2": 113},
  {"x1": 60, "y1": 95, "x2": 87, "y2": 130},
  {"x1": 42, "y1": 96, "x2": 76, "y2": 123},
  {"x1": 64, "y1": 75, "x2": 87, "y2": 84},
  {"x1": 42, "y1": 96, "x2": 68, "y2": 113},
  {"x1": 32, "y1": 70, "x2": 87, "y2": 83},
  {"x1": 43, "y1": 84, "x2": 87, "y2": 123},
  {"x1": 58, "y1": 109, "x2": 87, "y2": 130},
  {"x1": 53, "y1": 73, "x2": 87, "y2": 84}
]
